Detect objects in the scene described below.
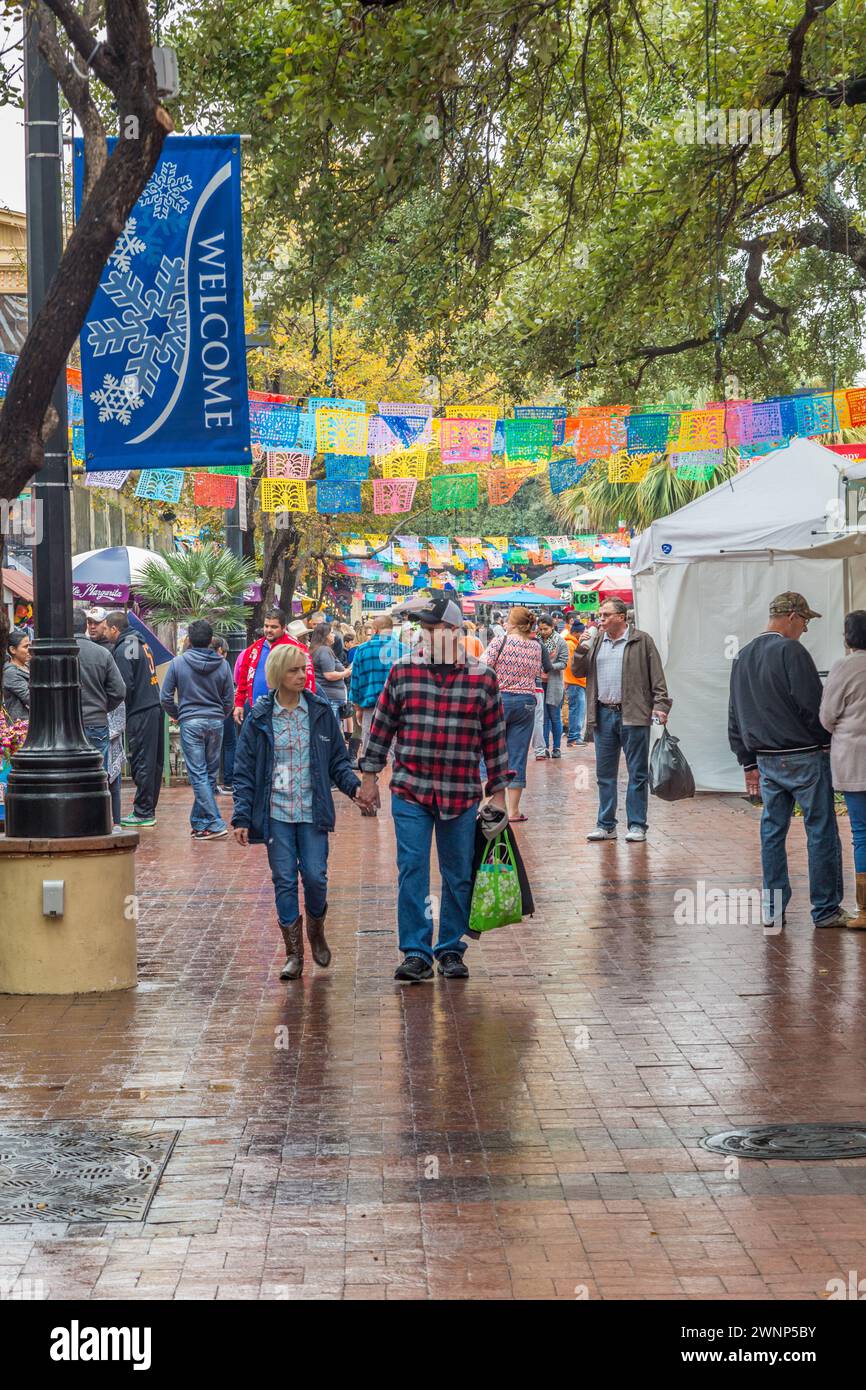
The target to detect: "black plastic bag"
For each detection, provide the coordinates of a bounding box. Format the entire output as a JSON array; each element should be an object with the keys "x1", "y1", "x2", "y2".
[
  {"x1": 649, "y1": 727, "x2": 695, "y2": 802},
  {"x1": 466, "y1": 819, "x2": 535, "y2": 939}
]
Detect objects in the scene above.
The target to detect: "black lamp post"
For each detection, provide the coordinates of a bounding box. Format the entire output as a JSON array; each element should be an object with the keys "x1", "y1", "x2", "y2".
[{"x1": 5, "y1": 20, "x2": 110, "y2": 838}]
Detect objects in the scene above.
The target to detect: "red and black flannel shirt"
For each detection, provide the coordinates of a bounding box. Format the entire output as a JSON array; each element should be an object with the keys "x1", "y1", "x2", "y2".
[{"x1": 359, "y1": 654, "x2": 511, "y2": 817}]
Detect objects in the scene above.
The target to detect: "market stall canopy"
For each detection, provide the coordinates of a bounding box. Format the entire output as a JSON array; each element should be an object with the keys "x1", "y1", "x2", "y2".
[
  {"x1": 2, "y1": 567, "x2": 32, "y2": 602},
  {"x1": 570, "y1": 565, "x2": 634, "y2": 594},
  {"x1": 71, "y1": 546, "x2": 169, "y2": 605},
  {"x1": 630, "y1": 438, "x2": 864, "y2": 572},
  {"x1": 466, "y1": 585, "x2": 562, "y2": 606}
]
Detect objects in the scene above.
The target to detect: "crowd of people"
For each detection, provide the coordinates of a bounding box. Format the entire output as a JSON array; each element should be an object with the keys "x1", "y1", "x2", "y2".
[{"x1": 15, "y1": 579, "x2": 866, "y2": 978}]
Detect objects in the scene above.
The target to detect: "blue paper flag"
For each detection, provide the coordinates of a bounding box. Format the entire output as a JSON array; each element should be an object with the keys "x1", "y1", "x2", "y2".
[
  {"x1": 549, "y1": 458, "x2": 592, "y2": 494},
  {"x1": 324, "y1": 456, "x2": 370, "y2": 481},
  {"x1": 316, "y1": 480, "x2": 362, "y2": 513}
]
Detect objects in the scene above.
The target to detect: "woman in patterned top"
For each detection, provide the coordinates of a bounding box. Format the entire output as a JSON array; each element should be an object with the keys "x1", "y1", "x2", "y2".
[{"x1": 481, "y1": 606, "x2": 544, "y2": 822}]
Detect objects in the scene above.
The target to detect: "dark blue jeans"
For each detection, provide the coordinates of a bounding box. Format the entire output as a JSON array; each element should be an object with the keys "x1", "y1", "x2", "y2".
[
  {"x1": 391, "y1": 793, "x2": 477, "y2": 961},
  {"x1": 593, "y1": 704, "x2": 651, "y2": 831},
  {"x1": 267, "y1": 819, "x2": 329, "y2": 924},
  {"x1": 179, "y1": 717, "x2": 226, "y2": 832},
  {"x1": 500, "y1": 691, "x2": 537, "y2": 788},
  {"x1": 843, "y1": 791, "x2": 866, "y2": 873},
  {"x1": 221, "y1": 713, "x2": 237, "y2": 787},
  {"x1": 758, "y1": 751, "x2": 843, "y2": 924},
  {"x1": 543, "y1": 701, "x2": 563, "y2": 753},
  {"x1": 566, "y1": 684, "x2": 586, "y2": 743}
]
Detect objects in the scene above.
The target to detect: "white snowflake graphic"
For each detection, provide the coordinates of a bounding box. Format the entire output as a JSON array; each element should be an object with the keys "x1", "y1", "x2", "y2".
[
  {"x1": 109, "y1": 216, "x2": 146, "y2": 273},
  {"x1": 139, "y1": 162, "x2": 193, "y2": 221},
  {"x1": 86, "y1": 254, "x2": 188, "y2": 403},
  {"x1": 89, "y1": 373, "x2": 146, "y2": 425}
]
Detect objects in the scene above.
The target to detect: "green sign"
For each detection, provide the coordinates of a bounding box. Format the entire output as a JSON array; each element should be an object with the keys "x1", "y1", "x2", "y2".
[{"x1": 571, "y1": 589, "x2": 600, "y2": 611}]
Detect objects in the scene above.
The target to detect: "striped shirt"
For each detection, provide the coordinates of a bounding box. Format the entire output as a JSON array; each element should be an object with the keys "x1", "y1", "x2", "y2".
[
  {"x1": 596, "y1": 627, "x2": 629, "y2": 704},
  {"x1": 480, "y1": 634, "x2": 543, "y2": 694},
  {"x1": 270, "y1": 699, "x2": 313, "y2": 823}
]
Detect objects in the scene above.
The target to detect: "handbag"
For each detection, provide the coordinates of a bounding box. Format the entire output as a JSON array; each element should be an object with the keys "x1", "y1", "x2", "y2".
[{"x1": 468, "y1": 831, "x2": 524, "y2": 934}]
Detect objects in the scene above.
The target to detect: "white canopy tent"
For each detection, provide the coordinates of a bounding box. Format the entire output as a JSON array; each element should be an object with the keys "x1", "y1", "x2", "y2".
[{"x1": 631, "y1": 439, "x2": 866, "y2": 791}]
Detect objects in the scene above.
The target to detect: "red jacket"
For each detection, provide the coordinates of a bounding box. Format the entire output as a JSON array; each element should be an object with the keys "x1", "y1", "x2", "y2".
[{"x1": 234, "y1": 634, "x2": 315, "y2": 709}]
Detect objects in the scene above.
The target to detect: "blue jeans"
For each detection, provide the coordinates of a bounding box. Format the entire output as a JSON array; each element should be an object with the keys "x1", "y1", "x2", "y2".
[
  {"x1": 566, "y1": 684, "x2": 586, "y2": 743},
  {"x1": 843, "y1": 791, "x2": 866, "y2": 873},
  {"x1": 221, "y1": 713, "x2": 236, "y2": 787},
  {"x1": 543, "y1": 701, "x2": 563, "y2": 753},
  {"x1": 84, "y1": 724, "x2": 110, "y2": 767},
  {"x1": 500, "y1": 691, "x2": 537, "y2": 788},
  {"x1": 758, "y1": 751, "x2": 843, "y2": 924},
  {"x1": 391, "y1": 793, "x2": 477, "y2": 960},
  {"x1": 593, "y1": 704, "x2": 651, "y2": 830},
  {"x1": 179, "y1": 718, "x2": 226, "y2": 832},
  {"x1": 267, "y1": 819, "x2": 329, "y2": 923}
]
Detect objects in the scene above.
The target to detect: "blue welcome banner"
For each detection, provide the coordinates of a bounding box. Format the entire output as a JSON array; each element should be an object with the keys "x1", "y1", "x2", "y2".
[{"x1": 75, "y1": 135, "x2": 250, "y2": 471}]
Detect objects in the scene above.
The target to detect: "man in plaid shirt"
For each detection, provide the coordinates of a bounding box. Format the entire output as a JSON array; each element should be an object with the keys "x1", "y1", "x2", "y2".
[{"x1": 358, "y1": 592, "x2": 511, "y2": 982}]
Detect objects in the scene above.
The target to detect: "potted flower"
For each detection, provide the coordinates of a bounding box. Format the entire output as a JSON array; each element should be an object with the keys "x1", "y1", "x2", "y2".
[{"x1": 0, "y1": 717, "x2": 28, "y2": 825}]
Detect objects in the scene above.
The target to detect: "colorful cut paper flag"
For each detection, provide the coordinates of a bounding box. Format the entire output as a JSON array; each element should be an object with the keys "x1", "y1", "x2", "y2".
[
  {"x1": 378, "y1": 401, "x2": 433, "y2": 418},
  {"x1": 504, "y1": 417, "x2": 555, "y2": 462},
  {"x1": 676, "y1": 407, "x2": 726, "y2": 452},
  {"x1": 487, "y1": 470, "x2": 532, "y2": 505},
  {"x1": 382, "y1": 445, "x2": 428, "y2": 479},
  {"x1": 316, "y1": 480, "x2": 362, "y2": 513},
  {"x1": 85, "y1": 470, "x2": 130, "y2": 489},
  {"x1": 626, "y1": 413, "x2": 669, "y2": 454},
  {"x1": 193, "y1": 472, "x2": 237, "y2": 508},
  {"x1": 134, "y1": 469, "x2": 184, "y2": 503},
  {"x1": 316, "y1": 408, "x2": 369, "y2": 456},
  {"x1": 372, "y1": 478, "x2": 417, "y2": 514},
  {"x1": 670, "y1": 449, "x2": 724, "y2": 475},
  {"x1": 675, "y1": 460, "x2": 717, "y2": 481},
  {"x1": 208, "y1": 464, "x2": 251, "y2": 476},
  {"x1": 431, "y1": 474, "x2": 479, "y2": 510},
  {"x1": 549, "y1": 457, "x2": 591, "y2": 494},
  {"x1": 267, "y1": 451, "x2": 312, "y2": 480},
  {"x1": 259, "y1": 478, "x2": 308, "y2": 513},
  {"x1": 366, "y1": 415, "x2": 402, "y2": 456},
  {"x1": 439, "y1": 417, "x2": 493, "y2": 465},
  {"x1": 608, "y1": 453, "x2": 653, "y2": 483},
  {"x1": 846, "y1": 388, "x2": 866, "y2": 428},
  {"x1": 249, "y1": 402, "x2": 300, "y2": 450},
  {"x1": 794, "y1": 393, "x2": 838, "y2": 435},
  {"x1": 381, "y1": 414, "x2": 432, "y2": 449},
  {"x1": 308, "y1": 395, "x2": 365, "y2": 413},
  {"x1": 445, "y1": 403, "x2": 501, "y2": 420},
  {"x1": 325, "y1": 455, "x2": 370, "y2": 481}
]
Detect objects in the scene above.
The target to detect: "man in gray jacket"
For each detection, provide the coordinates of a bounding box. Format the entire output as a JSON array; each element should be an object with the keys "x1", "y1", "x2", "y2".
[
  {"x1": 570, "y1": 597, "x2": 671, "y2": 842},
  {"x1": 74, "y1": 607, "x2": 126, "y2": 770},
  {"x1": 160, "y1": 618, "x2": 235, "y2": 840}
]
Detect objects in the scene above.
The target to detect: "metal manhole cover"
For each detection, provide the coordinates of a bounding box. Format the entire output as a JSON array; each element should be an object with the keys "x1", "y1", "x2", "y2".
[
  {"x1": 0, "y1": 1128, "x2": 178, "y2": 1223},
  {"x1": 700, "y1": 1124, "x2": 866, "y2": 1160}
]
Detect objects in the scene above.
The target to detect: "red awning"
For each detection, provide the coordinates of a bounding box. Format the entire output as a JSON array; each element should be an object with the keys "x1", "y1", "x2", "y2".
[{"x1": 2, "y1": 568, "x2": 33, "y2": 601}]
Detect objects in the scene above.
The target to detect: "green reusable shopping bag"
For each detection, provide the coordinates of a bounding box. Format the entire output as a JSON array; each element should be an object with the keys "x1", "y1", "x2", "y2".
[{"x1": 468, "y1": 832, "x2": 523, "y2": 934}]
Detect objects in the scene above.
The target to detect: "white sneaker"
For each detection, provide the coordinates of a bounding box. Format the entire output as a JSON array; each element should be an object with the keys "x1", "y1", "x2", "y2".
[
  {"x1": 587, "y1": 826, "x2": 617, "y2": 841},
  {"x1": 625, "y1": 826, "x2": 647, "y2": 842}
]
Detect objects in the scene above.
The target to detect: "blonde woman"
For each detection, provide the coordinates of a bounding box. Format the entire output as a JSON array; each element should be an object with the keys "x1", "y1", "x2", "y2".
[
  {"x1": 232, "y1": 643, "x2": 362, "y2": 979},
  {"x1": 481, "y1": 606, "x2": 543, "y2": 821}
]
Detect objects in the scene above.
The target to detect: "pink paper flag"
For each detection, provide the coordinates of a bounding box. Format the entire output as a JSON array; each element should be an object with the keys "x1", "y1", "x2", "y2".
[{"x1": 372, "y1": 478, "x2": 418, "y2": 514}]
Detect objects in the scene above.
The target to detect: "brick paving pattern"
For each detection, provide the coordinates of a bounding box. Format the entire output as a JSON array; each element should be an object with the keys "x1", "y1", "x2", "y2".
[{"x1": 2, "y1": 745, "x2": 866, "y2": 1300}]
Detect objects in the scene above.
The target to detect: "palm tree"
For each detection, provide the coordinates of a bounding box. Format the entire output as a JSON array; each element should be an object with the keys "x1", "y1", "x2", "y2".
[
  {"x1": 136, "y1": 544, "x2": 258, "y2": 632},
  {"x1": 555, "y1": 452, "x2": 738, "y2": 533}
]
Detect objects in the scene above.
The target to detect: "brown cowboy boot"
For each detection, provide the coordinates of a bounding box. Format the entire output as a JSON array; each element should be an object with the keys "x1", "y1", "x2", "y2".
[
  {"x1": 305, "y1": 906, "x2": 331, "y2": 967},
  {"x1": 278, "y1": 916, "x2": 304, "y2": 979},
  {"x1": 848, "y1": 874, "x2": 866, "y2": 930}
]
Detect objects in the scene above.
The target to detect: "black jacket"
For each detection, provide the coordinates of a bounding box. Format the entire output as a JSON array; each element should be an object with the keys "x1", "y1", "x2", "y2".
[
  {"x1": 111, "y1": 624, "x2": 161, "y2": 717},
  {"x1": 728, "y1": 631, "x2": 829, "y2": 770},
  {"x1": 232, "y1": 690, "x2": 359, "y2": 842},
  {"x1": 75, "y1": 635, "x2": 126, "y2": 727}
]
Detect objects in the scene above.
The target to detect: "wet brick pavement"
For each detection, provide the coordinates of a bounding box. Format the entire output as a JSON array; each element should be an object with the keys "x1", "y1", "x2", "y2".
[{"x1": 2, "y1": 745, "x2": 866, "y2": 1300}]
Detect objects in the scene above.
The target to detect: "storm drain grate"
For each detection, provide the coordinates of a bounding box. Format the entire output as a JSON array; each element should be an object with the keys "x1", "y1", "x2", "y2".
[
  {"x1": 0, "y1": 1127, "x2": 178, "y2": 1223},
  {"x1": 700, "y1": 1123, "x2": 866, "y2": 1161}
]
